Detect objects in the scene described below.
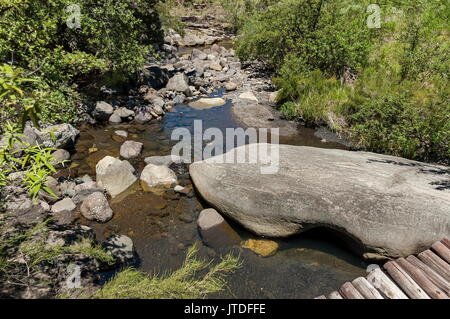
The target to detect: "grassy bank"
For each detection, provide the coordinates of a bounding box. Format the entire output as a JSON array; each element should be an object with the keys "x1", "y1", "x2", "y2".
[{"x1": 223, "y1": 0, "x2": 449, "y2": 165}]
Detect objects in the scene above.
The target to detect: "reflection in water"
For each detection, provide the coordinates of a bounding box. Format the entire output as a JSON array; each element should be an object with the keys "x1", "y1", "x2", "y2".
[{"x1": 70, "y1": 95, "x2": 365, "y2": 298}]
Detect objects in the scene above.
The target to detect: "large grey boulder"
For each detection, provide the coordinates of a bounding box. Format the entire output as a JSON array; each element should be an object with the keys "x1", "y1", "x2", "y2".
[
  {"x1": 96, "y1": 156, "x2": 137, "y2": 198},
  {"x1": 80, "y1": 192, "x2": 113, "y2": 223},
  {"x1": 165, "y1": 73, "x2": 192, "y2": 96},
  {"x1": 189, "y1": 144, "x2": 450, "y2": 260}
]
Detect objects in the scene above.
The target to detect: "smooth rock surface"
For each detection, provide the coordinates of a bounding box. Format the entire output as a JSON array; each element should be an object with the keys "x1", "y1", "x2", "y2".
[
  {"x1": 243, "y1": 239, "x2": 279, "y2": 257},
  {"x1": 96, "y1": 156, "x2": 137, "y2": 198},
  {"x1": 197, "y1": 208, "x2": 241, "y2": 248},
  {"x1": 166, "y1": 73, "x2": 191, "y2": 96},
  {"x1": 93, "y1": 101, "x2": 114, "y2": 121},
  {"x1": 190, "y1": 144, "x2": 450, "y2": 259},
  {"x1": 188, "y1": 97, "x2": 226, "y2": 110},
  {"x1": 239, "y1": 91, "x2": 258, "y2": 102},
  {"x1": 140, "y1": 164, "x2": 177, "y2": 191}
]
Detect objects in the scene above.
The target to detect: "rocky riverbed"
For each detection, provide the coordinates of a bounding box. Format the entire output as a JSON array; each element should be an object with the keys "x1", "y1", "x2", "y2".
[{"x1": 2, "y1": 22, "x2": 447, "y2": 299}]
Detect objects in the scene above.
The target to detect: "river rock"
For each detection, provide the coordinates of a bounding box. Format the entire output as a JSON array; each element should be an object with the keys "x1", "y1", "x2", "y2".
[
  {"x1": 96, "y1": 156, "x2": 137, "y2": 198},
  {"x1": 189, "y1": 144, "x2": 450, "y2": 260},
  {"x1": 120, "y1": 141, "x2": 143, "y2": 159},
  {"x1": 192, "y1": 48, "x2": 207, "y2": 60},
  {"x1": 140, "y1": 164, "x2": 177, "y2": 192},
  {"x1": 93, "y1": 101, "x2": 114, "y2": 121},
  {"x1": 51, "y1": 149, "x2": 70, "y2": 167},
  {"x1": 50, "y1": 198, "x2": 78, "y2": 225},
  {"x1": 243, "y1": 239, "x2": 279, "y2": 257},
  {"x1": 208, "y1": 62, "x2": 223, "y2": 71},
  {"x1": 114, "y1": 107, "x2": 134, "y2": 119},
  {"x1": 108, "y1": 113, "x2": 122, "y2": 124},
  {"x1": 197, "y1": 208, "x2": 240, "y2": 248},
  {"x1": 51, "y1": 198, "x2": 76, "y2": 214},
  {"x1": 134, "y1": 111, "x2": 153, "y2": 124},
  {"x1": 239, "y1": 91, "x2": 258, "y2": 102},
  {"x1": 80, "y1": 192, "x2": 113, "y2": 223},
  {"x1": 72, "y1": 181, "x2": 104, "y2": 205},
  {"x1": 166, "y1": 73, "x2": 192, "y2": 96},
  {"x1": 139, "y1": 65, "x2": 170, "y2": 90},
  {"x1": 225, "y1": 82, "x2": 237, "y2": 91},
  {"x1": 34, "y1": 124, "x2": 79, "y2": 149},
  {"x1": 188, "y1": 97, "x2": 226, "y2": 110},
  {"x1": 103, "y1": 235, "x2": 135, "y2": 265}
]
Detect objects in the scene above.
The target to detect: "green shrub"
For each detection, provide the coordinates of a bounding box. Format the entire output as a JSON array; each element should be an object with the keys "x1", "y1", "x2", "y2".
[
  {"x1": 346, "y1": 77, "x2": 450, "y2": 165},
  {"x1": 0, "y1": 0, "x2": 163, "y2": 126},
  {"x1": 235, "y1": 0, "x2": 373, "y2": 77},
  {"x1": 277, "y1": 70, "x2": 351, "y2": 128}
]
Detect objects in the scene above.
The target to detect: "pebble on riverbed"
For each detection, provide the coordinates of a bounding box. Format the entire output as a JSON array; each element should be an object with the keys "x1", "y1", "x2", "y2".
[{"x1": 243, "y1": 239, "x2": 279, "y2": 257}]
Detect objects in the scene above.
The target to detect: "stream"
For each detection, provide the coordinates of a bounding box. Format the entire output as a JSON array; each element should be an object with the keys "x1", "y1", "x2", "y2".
[{"x1": 60, "y1": 87, "x2": 368, "y2": 299}]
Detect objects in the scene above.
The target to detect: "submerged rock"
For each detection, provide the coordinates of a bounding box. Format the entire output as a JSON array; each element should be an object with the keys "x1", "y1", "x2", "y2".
[
  {"x1": 96, "y1": 156, "x2": 137, "y2": 198},
  {"x1": 197, "y1": 208, "x2": 240, "y2": 248},
  {"x1": 120, "y1": 141, "x2": 143, "y2": 159},
  {"x1": 140, "y1": 164, "x2": 177, "y2": 192},
  {"x1": 190, "y1": 144, "x2": 450, "y2": 260},
  {"x1": 103, "y1": 235, "x2": 135, "y2": 265},
  {"x1": 243, "y1": 239, "x2": 279, "y2": 257}
]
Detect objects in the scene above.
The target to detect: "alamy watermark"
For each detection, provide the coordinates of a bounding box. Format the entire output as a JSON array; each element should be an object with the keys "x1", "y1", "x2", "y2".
[
  {"x1": 66, "y1": 4, "x2": 81, "y2": 29},
  {"x1": 171, "y1": 120, "x2": 280, "y2": 174}
]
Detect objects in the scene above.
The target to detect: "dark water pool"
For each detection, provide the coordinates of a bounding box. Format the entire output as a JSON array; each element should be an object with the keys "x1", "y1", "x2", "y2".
[{"x1": 67, "y1": 97, "x2": 367, "y2": 299}]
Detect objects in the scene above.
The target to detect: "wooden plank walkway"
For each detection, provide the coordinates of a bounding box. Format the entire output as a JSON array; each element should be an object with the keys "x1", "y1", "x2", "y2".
[{"x1": 315, "y1": 238, "x2": 450, "y2": 299}]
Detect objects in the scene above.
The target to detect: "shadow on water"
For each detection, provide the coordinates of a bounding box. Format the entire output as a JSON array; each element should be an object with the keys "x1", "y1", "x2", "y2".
[{"x1": 71, "y1": 90, "x2": 366, "y2": 298}]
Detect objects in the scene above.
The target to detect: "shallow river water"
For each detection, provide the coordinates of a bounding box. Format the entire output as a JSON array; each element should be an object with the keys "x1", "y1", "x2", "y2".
[{"x1": 66, "y1": 94, "x2": 368, "y2": 299}]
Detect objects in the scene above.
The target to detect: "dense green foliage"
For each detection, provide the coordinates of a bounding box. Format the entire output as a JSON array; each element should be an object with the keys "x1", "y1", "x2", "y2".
[
  {"x1": 233, "y1": 0, "x2": 449, "y2": 164},
  {"x1": 93, "y1": 245, "x2": 241, "y2": 299},
  {"x1": 0, "y1": 0, "x2": 163, "y2": 126}
]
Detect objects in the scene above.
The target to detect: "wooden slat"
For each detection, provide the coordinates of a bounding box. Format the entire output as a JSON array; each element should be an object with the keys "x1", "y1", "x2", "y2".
[
  {"x1": 418, "y1": 249, "x2": 450, "y2": 279},
  {"x1": 352, "y1": 277, "x2": 384, "y2": 299},
  {"x1": 367, "y1": 268, "x2": 408, "y2": 299},
  {"x1": 327, "y1": 291, "x2": 344, "y2": 299},
  {"x1": 339, "y1": 282, "x2": 365, "y2": 299},
  {"x1": 384, "y1": 261, "x2": 430, "y2": 299},
  {"x1": 315, "y1": 295, "x2": 326, "y2": 299},
  {"x1": 442, "y1": 238, "x2": 450, "y2": 249},
  {"x1": 431, "y1": 241, "x2": 450, "y2": 264},
  {"x1": 396, "y1": 258, "x2": 448, "y2": 299},
  {"x1": 406, "y1": 255, "x2": 450, "y2": 295}
]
